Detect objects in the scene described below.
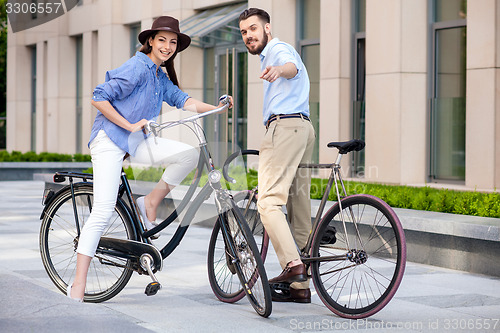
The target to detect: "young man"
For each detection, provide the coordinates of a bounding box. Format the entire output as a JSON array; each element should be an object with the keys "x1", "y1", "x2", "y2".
[{"x1": 239, "y1": 8, "x2": 316, "y2": 303}]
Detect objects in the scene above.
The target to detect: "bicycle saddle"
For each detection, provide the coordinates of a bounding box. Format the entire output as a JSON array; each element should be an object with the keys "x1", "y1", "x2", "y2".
[{"x1": 327, "y1": 139, "x2": 365, "y2": 154}]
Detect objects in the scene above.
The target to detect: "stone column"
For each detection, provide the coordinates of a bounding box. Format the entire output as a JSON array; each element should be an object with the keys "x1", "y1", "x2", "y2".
[
  {"x1": 466, "y1": 0, "x2": 499, "y2": 190},
  {"x1": 364, "y1": 0, "x2": 427, "y2": 184},
  {"x1": 6, "y1": 35, "x2": 32, "y2": 152},
  {"x1": 319, "y1": 0, "x2": 351, "y2": 168}
]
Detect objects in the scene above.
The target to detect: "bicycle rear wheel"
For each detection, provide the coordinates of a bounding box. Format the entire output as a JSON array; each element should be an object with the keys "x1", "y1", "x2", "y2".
[
  {"x1": 39, "y1": 183, "x2": 136, "y2": 303},
  {"x1": 220, "y1": 203, "x2": 272, "y2": 317},
  {"x1": 207, "y1": 190, "x2": 269, "y2": 303},
  {"x1": 310, "y1": 194, "x2": 406, "y2": 319}
]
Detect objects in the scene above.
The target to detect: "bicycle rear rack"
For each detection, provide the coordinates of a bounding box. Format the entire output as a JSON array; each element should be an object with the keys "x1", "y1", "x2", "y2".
[{"x1": 53, "y1": 171, "x2": 93, "y2": 183}]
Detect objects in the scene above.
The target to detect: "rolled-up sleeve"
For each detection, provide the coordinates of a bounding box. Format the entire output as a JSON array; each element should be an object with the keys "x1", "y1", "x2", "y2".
[
  {"x1": 161, "y1": 76, "x2": 190, "y2": 109},
  {"x1": 93, "y1": 61, "x2": 142, "y2": 102}
]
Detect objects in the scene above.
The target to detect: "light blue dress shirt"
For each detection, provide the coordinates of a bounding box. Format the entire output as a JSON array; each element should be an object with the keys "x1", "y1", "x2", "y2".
[
  {"x1": 90, "y1": 51, "x2": 190, "y2": 155},
  {"x1": 259, "y1": 38, "x2": 310, "y2": 125}
]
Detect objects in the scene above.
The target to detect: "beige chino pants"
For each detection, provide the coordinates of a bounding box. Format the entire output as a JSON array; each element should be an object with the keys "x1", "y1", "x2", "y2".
[{"x1": 257, "y1": 116, "x2": 315, "y2": 289}]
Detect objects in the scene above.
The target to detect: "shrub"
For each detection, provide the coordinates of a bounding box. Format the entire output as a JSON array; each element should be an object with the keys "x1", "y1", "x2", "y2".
[
  {"x1": 71, "y1": 164, "x2": 500, "y2": 219},
  {"x1": 0, "y1": 151, "x2": 90, "y2": 162}
]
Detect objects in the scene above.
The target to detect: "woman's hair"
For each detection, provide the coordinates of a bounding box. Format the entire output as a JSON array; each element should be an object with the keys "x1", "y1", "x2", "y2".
[
  {"x1": 238, "y1": 7, "x2": 270, "y2": 24},
  {"x1": 139, "y1": 31, "x2": 180, "y2": 87}
]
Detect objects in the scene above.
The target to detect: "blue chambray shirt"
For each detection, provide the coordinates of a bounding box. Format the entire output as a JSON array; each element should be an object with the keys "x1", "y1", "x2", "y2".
[
  {"x1": 259, "y1": 38, "x2": 310, "y2": 125},
  {"x1": 89, "y1": 51, "x2": 190, "y2": 155}
]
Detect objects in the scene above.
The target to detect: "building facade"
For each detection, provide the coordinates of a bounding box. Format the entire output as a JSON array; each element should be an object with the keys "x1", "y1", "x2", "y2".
[{"x1": 6, "y1": 0, "x2": 500, "y2": 191}]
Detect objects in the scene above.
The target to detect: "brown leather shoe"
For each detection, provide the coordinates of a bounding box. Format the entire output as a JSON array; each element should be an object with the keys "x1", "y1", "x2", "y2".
[
  {"x1": 271, "y1": 286, "x2": 311, "y2": 303},
  {"x1": 268, "y1": 263, "x2": 307, "y2": 284}
]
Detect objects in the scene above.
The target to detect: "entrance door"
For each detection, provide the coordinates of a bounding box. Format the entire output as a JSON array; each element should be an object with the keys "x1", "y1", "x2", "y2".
[{"x1": 204, "y1": 47, "x2": 248, "y2": 165}]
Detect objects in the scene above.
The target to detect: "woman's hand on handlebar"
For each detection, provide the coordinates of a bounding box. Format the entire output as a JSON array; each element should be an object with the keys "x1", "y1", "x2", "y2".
[
  {"x1": 217, "y1": 95, "x2": 233, "y2": 110},
  {"x1": 183, "y1": 96, "x2": 233, "y2": 114},
  {"x1": 130, "y1": 119, "x2": 149, "y2": 133}
]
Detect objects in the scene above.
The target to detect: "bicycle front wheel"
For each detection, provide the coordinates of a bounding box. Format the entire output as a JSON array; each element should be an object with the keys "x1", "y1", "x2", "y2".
[
  {"x1": 310, "y1": 194, "x2": 406, "y2": 319},
  {"x1": 207, "y1": 190, "x2": 269, "y2": 303},
  {"x1": 39, "y1": 183, "x2": 136, "y2": 303},
  {"x1": 220, "y1": 203, "x2": 272, "y2": 317}
]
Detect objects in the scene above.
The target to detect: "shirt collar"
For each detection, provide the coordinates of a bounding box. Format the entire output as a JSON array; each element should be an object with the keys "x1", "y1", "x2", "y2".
[
  {"x1": 135, "y1": 51, "x2": 157, "y2": 70},
  {"x1": 259, "y1": 38, "x2": 280, "y2": 61}
]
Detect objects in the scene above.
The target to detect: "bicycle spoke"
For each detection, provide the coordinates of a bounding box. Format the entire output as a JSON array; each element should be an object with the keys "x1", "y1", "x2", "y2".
[
  {"x1": 40, "y1": 184, "x2": 135, "y2": 303},
  {"x1": 311, "y1": 195, "x2": 406, "y2": 318},
  {"x1": 207, "y1": 190, "x2": 269, "y2": 309}
]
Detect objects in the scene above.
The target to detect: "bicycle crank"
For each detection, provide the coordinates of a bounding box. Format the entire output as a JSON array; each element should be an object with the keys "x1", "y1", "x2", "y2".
[
  {"x1": 141, "y1": 254, "x2": 162, "y2": 296},
  {"x1": 269, "y1": 282, "x2": 291, "y2": 298}
]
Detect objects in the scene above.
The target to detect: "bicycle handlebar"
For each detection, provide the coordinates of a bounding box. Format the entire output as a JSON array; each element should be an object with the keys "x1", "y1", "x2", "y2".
[
  {"x1": 222, "y1": 149, "x2": 259, "y2": 184},
  {"x1": 146, "y1": 94, "x2": 231, "y2": 137}
]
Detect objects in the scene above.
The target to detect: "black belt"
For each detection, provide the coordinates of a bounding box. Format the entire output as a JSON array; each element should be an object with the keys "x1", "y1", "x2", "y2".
[{"x1": 266, "y1": 113, "x2": 310, "y2": 129}]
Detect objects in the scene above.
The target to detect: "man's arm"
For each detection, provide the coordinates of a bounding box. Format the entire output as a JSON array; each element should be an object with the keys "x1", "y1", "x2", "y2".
[{"x1": 260, "y1": 62, "x2": 298, "y2": 82}]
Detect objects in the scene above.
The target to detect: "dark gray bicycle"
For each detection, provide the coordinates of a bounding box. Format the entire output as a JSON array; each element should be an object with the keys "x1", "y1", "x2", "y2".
[
  {"x1": 208, "y1": 140, "x2": 407, "y2": 319},
  {"x1": 39, "y1": 96, "x2": 272, "y2": 318}
]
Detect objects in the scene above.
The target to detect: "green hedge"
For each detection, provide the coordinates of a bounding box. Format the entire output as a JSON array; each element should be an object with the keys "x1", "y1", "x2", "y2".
[
  {"x1": 0, "y1": 151, "x2": 91, "y2": 162},
  {"x1": 84, "y1": 165, "x2": 500, "y2": 218},
  {"x1": 311, "y1": 178, "x2": 500, "y2": 218}
]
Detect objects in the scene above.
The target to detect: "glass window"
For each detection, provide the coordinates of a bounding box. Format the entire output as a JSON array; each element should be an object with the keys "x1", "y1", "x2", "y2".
[
  {"x1": 353, "y1": 0, "x2": 366, "y2": 176},
  {"x1": 76, "y1": 36, "x2": 83, "y2": 153},
  {"x1": 300, "y1": 0, "x2": 320, "y2": 40},
  {"x1": 0, "y1": 115, "x2": 5, "y2": 149},
  {"x1": 0, "y1": 4, "x2": 6, "y2": 149},
  {"x1": 129, "y1": 23, "x2": 140, "y2": 57},
  {"x1": 301, "y1": 44, "x2": 320, "y2": 163},
  {"x1": 435, "y1": 0, "x2": 467, "y2": 22},
  {"x1": 298, "y1": 0, "x2": 320, "y2": 163},
  {"x1": 430, "y1": 0, "x2": 467, "y2": 181},
  {"x1": 356, "y1": 0, "x2": 366, "y2": 33},
  {"x1": 31, "y1": 46, "x2": 36, "y2": 151},
  {"x1": 435, "y1": 28, "x2": 466, "y2": 98}
]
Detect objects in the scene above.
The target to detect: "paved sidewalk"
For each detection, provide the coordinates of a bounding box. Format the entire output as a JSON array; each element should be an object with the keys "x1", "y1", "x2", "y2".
[{"x1": 1, "y1": 181, "x2": 499, "y2": 332}]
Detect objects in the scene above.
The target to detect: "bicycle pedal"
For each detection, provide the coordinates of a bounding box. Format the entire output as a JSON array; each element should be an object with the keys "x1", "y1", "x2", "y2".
[
  {"x1": 145, "y1": 281, "x2": 161, "y2": 296},
  {"x1": 270, "y1": 282, "x2": 290, "y2": 291}
]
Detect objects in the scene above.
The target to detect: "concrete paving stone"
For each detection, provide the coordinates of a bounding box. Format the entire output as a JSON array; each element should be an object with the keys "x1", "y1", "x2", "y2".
[{"x1": 1, "y1": 181, "x2": 500, "y2": 333}]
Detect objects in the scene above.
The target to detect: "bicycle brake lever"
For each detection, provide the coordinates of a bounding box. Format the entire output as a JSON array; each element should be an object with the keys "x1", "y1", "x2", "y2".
[
  {"x1": 219, "y1": 94, "x2": 230, "y2": 105},
  {"x1": 146, "y1": 121, "x2": 159, "y2": 144}
]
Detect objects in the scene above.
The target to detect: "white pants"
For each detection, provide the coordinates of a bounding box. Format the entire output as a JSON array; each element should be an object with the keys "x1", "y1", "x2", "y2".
[{"x1": 77, "y1": 130, "x2": 198, "y2": 257}]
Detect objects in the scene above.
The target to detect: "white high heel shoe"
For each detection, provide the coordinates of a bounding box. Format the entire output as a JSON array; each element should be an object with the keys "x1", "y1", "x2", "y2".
[
  {"x1": 67, "y1": 284, "x2": 83, "y2": 302},
  {"x1": 137, "y1": 196, "x2": 160, "y2": 239}
]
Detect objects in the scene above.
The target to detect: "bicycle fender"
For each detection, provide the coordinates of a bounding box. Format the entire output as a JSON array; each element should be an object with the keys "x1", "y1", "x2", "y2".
[{"x1": 39, "y1": 184, "x2": 73, "y2": 220}]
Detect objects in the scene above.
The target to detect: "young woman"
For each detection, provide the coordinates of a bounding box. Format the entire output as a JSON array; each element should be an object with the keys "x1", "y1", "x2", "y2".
[{"x1": 68, "y1": 16, "x2": 232, "y2": 301}]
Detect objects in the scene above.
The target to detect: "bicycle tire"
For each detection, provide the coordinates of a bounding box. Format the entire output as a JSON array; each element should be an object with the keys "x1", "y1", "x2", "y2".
[
  {"x1": 310, "y1": 194, "x2": 406, "y2": 319},
  {"x1": 40, "y1": 183, "x2": 136, "y2": 303},
  {"x1": 207, "y1": 190, "x2": 269, "y2": 303},
  {"x1": 220, "y1": 203, "x2": 272, "y2": 317}
]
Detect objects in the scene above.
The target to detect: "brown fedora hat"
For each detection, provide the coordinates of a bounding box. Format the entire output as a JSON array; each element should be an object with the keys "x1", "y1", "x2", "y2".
[{"x1": 138, "y1": 16, "x2": 191, "y2": 52}]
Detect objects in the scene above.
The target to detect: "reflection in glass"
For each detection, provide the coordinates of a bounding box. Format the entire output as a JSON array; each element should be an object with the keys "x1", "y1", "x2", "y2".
[
  {"x1": 302, "y1": 44, "x2": 320, "y2": 163},
  {"x1": 435, "y1": 0, "x2": 467, "y2": 22},
  {"x1": 431, "y1": 26, "x2": 466, "y2": 181}
]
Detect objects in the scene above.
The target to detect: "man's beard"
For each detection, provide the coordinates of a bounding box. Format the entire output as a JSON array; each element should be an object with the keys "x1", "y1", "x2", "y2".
[{"x1": 246, "y1": 33, "x2": 268, "y2": 55}]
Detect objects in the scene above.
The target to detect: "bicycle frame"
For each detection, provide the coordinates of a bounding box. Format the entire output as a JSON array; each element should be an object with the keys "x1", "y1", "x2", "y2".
[
  {"x1": 216, "y1": 139, "x2": 405, "y2": 319},
  {"x1": 222, "y1": 148, "x2": 363, "y2": 263},
  {"x1": 137, "y1": 102, "x2": 231, "y2": 259},
  {"x1": 46, "y1": 99, "x2": 233, "y2": 265},
  {"x1": 298, "y1": 154, "x2": 354, "y2": 256}
]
